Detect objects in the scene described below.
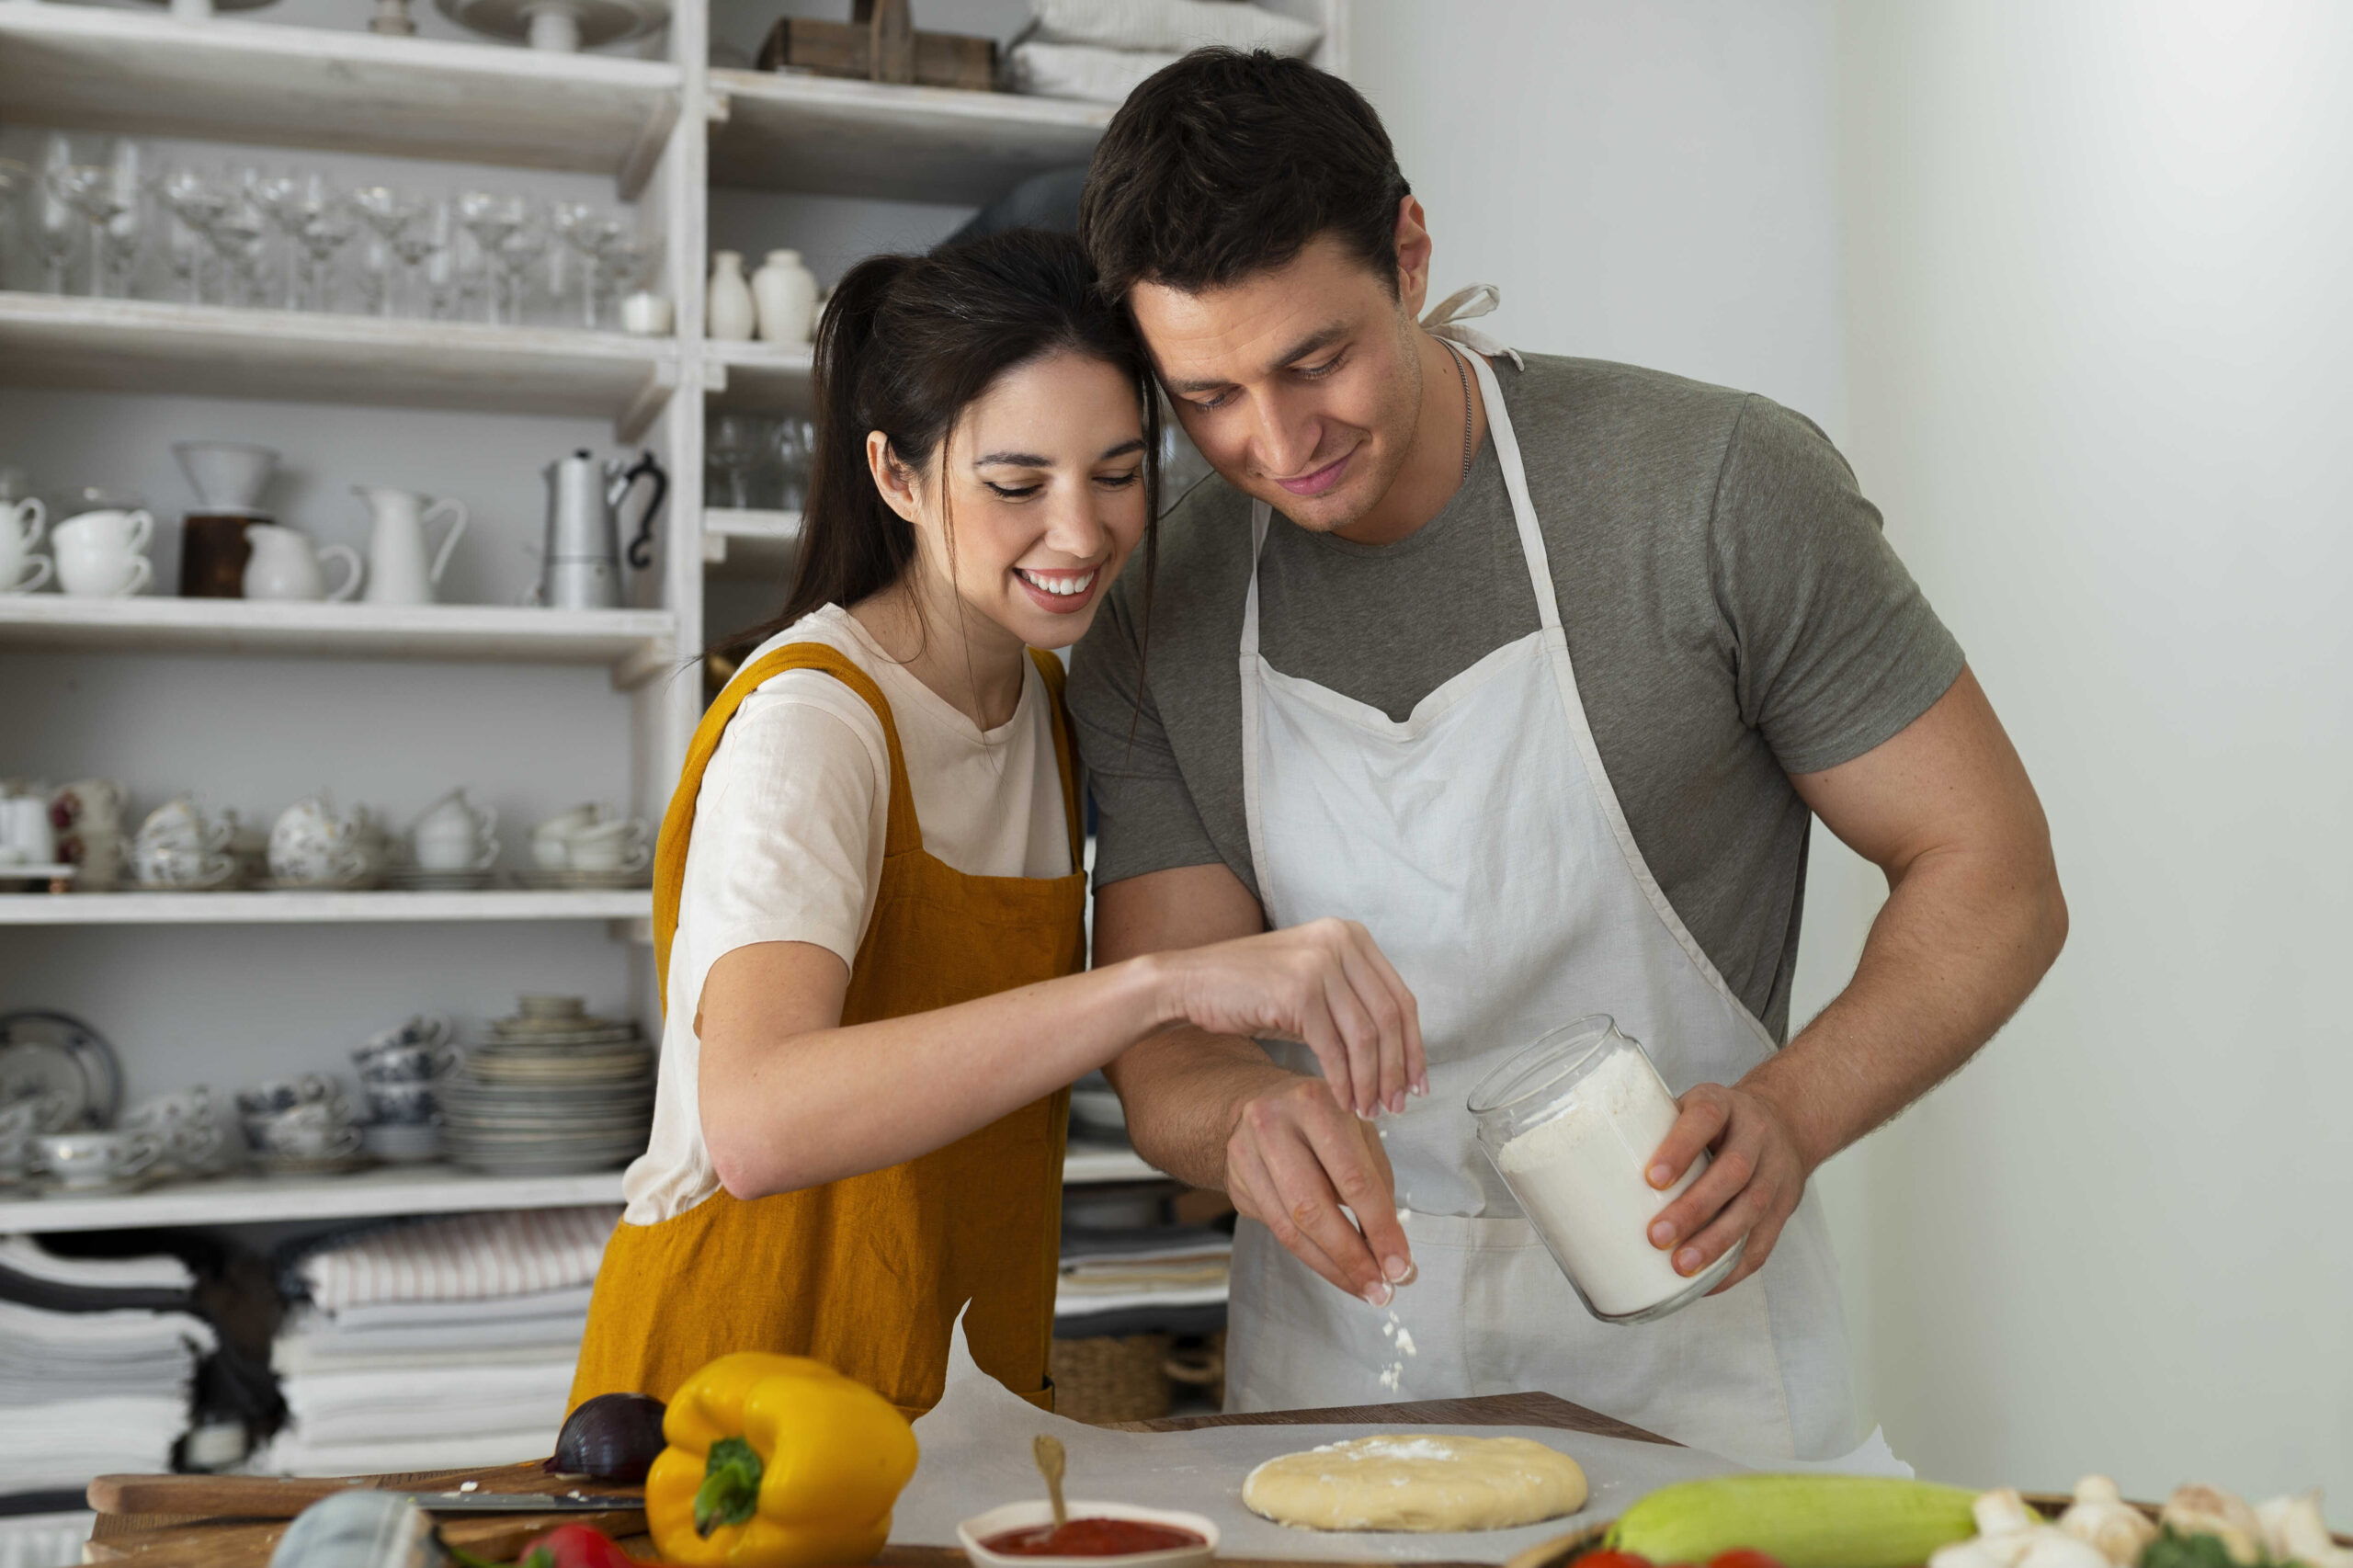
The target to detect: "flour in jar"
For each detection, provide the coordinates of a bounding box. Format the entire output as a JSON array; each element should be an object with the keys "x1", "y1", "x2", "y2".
[{"x1": 1494, "y1": 1040, "x2": 1702, "y2": 1317}]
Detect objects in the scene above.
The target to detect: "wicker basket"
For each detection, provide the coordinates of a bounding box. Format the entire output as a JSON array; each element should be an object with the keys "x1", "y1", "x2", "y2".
[{"x1": 1049, "y1": 1333, "x2": 1172, "y2": 1425}]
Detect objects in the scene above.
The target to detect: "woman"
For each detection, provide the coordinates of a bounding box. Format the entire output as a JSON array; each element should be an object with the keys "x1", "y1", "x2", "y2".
[{"x1": 570, "y1": 231, "x2": 1424, "y2": 1418}]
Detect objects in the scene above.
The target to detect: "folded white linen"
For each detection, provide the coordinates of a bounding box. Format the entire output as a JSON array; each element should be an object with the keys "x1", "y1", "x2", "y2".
[
  {"x1": 313, "y1": 1283, "x2": 595, "y2": 1335},
  {"x1": 275, "y1": 1329, "x2": 585, "y2": 1377},
  {"x1": 0, "y1": 1395, "x2": 188, "y2": 1490},
  {"x1": 0, "y1": 1235, "x2": 193, "y2": 1293},
  {"x1": 0, "y1": 1297, "x2": 215, "y2": 1356},
  {"x1": 249, "y1": 1426, "x2": 561, "y2": 1479},
  {"x1": 0, "y1": 1512, "x2": 94, "y2": 1568},
  {"x1": 1006, "y1": 40, "x2": 1178, "y2": 103},
  {"x1": 297, "y1": 1208, "x2": 617, "y2": 1312},
  {"x1": 1051, "y1": 1281, "x2": 1229, "y2": 1317},
  {"x1": 1028, "y1": 0, "x2": 1320, "y2": 56},
  {"x1": 278, "y1": 1355, "x2": 577, "y2": 1445}
]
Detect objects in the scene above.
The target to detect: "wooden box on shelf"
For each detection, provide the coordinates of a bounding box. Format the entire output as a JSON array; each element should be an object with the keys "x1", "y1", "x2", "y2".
[{"x1": 756, "y1": 0, "x2": 997, "y2": 92}]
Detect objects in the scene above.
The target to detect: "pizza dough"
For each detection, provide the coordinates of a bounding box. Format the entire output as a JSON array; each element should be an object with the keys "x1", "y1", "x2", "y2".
[{"x1": 1241, "y1": 1433, "x2": 1590, "y2": 1532}]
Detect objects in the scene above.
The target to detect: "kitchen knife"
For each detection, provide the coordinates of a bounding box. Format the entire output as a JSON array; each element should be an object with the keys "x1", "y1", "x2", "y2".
[{"x1": 88, "y1": 1473, "x2": 642, "y2": 1518}]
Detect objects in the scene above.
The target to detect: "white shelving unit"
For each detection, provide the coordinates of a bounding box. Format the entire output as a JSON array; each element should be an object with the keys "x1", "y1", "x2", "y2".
[
  {"x1": 700, "y1": 506, "x2": 799, "y2": 574},
  {"x1": 0, "y1": 597, "x2": 676, "y2": 685},
  {"x1": 0, "y1": 1142, "x2": 1162, "y2": 1234},
  {"x1": 0, "y1": 0, "x2": 1347, "y2": 1241},
  {"x1": 0, "y1": 3, "x2": 682, "y2": 194},
  {"x1": 0, "y1": 889, "x2": 650, "y2": 926}
]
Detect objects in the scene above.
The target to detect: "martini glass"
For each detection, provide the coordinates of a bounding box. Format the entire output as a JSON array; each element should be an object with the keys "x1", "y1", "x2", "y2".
[
  {"x1": 33, "y1": 136, "x2": 81, "y2": 294},
  {"x1": 493, "y1": 211, "x2": 549, "y2": 325},
  {"x1": 454, "y1": 191, "x2": 523, "y2": 324},
  {"x1": 155, "y1": 168, "x2": 229, "y2": 303},
  {"x1": 48, "y1": 164, "x2": 127, "y2": 299},
  {"x1": 349, "y1": 185, "x2": 424, "y2": 316}
]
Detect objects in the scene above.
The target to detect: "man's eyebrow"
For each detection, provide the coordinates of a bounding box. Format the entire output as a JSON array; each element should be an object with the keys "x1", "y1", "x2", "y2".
[
  {"x1": 1165, "y1": 324, "x2": 1349, "y2": 394},
  {"x1": 1098, "y1": 437, "x2": 1146, "y2": 460}
]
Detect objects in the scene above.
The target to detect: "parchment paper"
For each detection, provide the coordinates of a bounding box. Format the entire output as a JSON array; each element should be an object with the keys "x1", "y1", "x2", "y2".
[{"x1": 893, "y1": 1319, "x2": 1910, "y2": 1563}]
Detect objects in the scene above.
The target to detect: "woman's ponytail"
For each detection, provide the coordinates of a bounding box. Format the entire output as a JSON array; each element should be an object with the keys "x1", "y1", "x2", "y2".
[{"x1": 775, "y1": 253, "x2": 919, "y2": 630}]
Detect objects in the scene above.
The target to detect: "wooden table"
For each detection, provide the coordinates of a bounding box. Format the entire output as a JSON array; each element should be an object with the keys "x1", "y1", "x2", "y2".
[{"x1": 85, "y1": 1393, "x2": 1667, "y2": 1568}]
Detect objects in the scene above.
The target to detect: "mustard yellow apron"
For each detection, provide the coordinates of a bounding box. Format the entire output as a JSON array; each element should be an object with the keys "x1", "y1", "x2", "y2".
[{"x1": 568, "y1": 641, "x2": 1083, "y2": 1418}]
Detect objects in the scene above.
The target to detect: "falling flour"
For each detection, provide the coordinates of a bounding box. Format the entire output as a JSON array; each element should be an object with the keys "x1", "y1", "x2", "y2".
[{"x1": 1376, "y1": 1307, "x2": 1418, "y2": 1392}]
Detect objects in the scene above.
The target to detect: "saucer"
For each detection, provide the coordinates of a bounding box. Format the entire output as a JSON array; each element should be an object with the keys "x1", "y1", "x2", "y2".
[
  {"x1": 251, "y1": 1150, "x2": 371, "y2": 1177},
  {"x1": 510, "y1": 868, "x2": 652, "y2": 891},
  {"x1": 38, "y1": 1172, "x2": 156, "y2": 1199},
  {"x1": 384, "y1": 867, "x2": 494, "y2": 892},
  {"x1": 255, "y1": 875, "x2": 384, "y2": 892}
]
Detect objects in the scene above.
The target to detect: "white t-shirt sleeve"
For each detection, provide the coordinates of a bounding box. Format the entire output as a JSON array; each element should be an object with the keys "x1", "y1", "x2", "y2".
[{"x1": 674, "y1": 671, "x2": 892, "y2": 1026}]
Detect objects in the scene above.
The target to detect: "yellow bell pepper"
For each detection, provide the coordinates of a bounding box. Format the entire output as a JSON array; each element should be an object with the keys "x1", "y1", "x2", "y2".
[{"x1": 644, "y1": 1353, "x2": 920, "y2": 1568}]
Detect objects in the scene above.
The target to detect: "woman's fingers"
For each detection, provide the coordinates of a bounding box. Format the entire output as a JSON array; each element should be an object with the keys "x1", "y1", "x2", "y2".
[
  {"x1": 1330, "y1": 926, "x2": 1405, "y2": 1113},
  {"x1": 1319, "y1": 967, "x2": 1381, "y2": 1118},
  {"x1": 1350, "y1": 926, "x2": 1427, "y2": 1098}
]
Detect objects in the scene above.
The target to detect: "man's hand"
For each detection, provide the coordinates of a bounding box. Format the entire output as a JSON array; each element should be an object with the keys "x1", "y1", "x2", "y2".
[
  {"x1": 1641, "y1": 1079, "x2": 1813, "y2": 1290},
  {"x1": 1223, "y1": 1074, "x2": 1415, "y2": 1306}
]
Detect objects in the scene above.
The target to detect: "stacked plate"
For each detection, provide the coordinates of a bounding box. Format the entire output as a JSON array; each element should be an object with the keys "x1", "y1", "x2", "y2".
[{"x1": 438, "y1": 996, "x2": 654, "y2": 1176}]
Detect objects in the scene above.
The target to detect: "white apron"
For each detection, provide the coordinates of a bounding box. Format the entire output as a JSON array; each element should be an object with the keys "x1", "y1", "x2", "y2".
[{"x1": 1222, "y1": 337, "x2": 1858, "y2": 1460}]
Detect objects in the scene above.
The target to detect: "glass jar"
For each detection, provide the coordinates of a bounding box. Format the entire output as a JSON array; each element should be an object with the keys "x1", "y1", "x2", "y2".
[{"x1": 1466, "y1": 1014, "x2": 1744, "y2": 1324}]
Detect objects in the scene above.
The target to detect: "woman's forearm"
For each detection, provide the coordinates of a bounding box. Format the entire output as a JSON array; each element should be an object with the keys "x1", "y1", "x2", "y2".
[{"x1": 699, "y1": 948, "x2": 1180, "y2": 1197}]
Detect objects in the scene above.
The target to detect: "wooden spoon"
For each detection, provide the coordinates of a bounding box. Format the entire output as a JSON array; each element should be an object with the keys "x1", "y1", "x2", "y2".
[{"x1": 1032, "y1": 1434, "x2": 1069, "y2": 1531}]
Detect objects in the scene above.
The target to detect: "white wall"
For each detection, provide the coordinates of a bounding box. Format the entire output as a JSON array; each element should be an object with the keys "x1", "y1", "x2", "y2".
[
  {"x1": 1349, "y1": 0, "x2": 1847, "y2": 434},
  {"x1": 1830, "y1": 0, "x2": 2353, "y2": 1504},
  {"x1": 1354, "y1": 0, "x2": 2353, "y2": 1507}
]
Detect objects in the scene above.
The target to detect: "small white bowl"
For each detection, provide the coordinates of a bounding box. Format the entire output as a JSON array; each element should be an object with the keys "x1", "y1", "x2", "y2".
[{"x1": 957, "y1": 1500, "x2": 1219, "y2": 1568}]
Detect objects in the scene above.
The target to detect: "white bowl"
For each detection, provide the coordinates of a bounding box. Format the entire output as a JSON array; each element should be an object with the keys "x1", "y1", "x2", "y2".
[{"x1": 958, "y1": 1501, "x2": 1218, "y2": 1568}]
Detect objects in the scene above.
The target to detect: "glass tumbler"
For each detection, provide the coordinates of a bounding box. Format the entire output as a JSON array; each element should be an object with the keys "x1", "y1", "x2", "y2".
[{"x1": 1466, "y1": 1014, "x2": 1744, "y2": 1324}]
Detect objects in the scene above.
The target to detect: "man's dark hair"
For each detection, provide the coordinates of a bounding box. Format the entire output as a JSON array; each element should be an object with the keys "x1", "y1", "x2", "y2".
[{"x1": 1078, "y1": 48, "x2": 1412, "y2": 301}]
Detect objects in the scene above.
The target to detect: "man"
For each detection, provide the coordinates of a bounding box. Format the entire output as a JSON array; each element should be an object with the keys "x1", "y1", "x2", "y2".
[{"x1": 1067, "y1": 51, "x2": 2066, "y2": 1459}]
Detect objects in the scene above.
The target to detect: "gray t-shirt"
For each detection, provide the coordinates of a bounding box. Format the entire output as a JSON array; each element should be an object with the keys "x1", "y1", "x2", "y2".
[{"x1": 1068, "y1": 353, "x2": 1963, "y2": 1040}]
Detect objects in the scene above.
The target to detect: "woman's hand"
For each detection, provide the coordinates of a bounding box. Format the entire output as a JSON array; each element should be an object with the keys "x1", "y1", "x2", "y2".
[{"x1": 1150, "y1": 917, "x2": 1426, "y2": 1118}]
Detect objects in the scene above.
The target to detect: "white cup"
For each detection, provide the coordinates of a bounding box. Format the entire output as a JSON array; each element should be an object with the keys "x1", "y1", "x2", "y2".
[
  {"x1": 138, "y1": 798, "x2": 237, "y2": 854},
  {"x1": 0, "y1": 498, "x2": 50, "y2": 594},
  {"x1": 53, "y1": 508, "x2": 154, "y2": 597},
  {"x1": 133, "y1": 842, "x2": 236, "y2": 888},
  {"x1": 408, "y1": 790, "x2": 499, "y2": 871},
  {"x1": 563, "y1": 818, "x2": 650, "y2": 872},
  {"x1": 620, "y1": 290, "x2": 674, "y2": 335},
  {"x1": 1, "y1": 797, "x2": 56, "y2": 866},
  {"x1": 35, "y1": 1131, "x2": 163, "y2": 1188}
]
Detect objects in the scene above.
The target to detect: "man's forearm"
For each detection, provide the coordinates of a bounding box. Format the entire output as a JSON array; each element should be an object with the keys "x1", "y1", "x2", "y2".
[
  {"x1": 1103, "y1": 1026, "x2": 1295, "y2": 1190},
  {"x1": 1744, "y1": 837, "x2": 2068, "y2": 1171}
]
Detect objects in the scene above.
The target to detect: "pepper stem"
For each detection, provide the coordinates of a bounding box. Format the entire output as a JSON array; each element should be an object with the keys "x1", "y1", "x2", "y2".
[{"x1": 693, "y1": 1436, "x2": 765, "y2": 1538}]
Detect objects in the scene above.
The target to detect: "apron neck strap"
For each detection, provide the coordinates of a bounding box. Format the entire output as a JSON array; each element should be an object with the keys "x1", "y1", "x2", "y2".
[{"x1": 1244, "y1": 340, "x2": 1563, "y2": 654}]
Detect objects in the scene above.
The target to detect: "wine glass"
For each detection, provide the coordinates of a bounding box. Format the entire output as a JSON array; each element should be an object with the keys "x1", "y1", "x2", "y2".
[
  {"x1": 454, "y1": 191, "x2": 523, "y2": 323},
  {"x1": 101, "y1": 140, "x2": 143, "y2": 299},
  {"x1": 349, "y1": 185, "x2": 424, "y2": 317},
  {"x1": 494, "y1": 213, "x2": 550, "y2": 325},
  {"x1": 0, "y1": 156, "x2": 30, "y2": 291},
  {"x1": 706, "y1": 415, "x2": 776, "y2": 510},
  {"x1": 33, "y1": 135, "x2": 80, "y2": 294},
  {"x1": 156, "y1": 167, "x2": 229, "y2": 304},
  {"x1": 295, "y1": 204, "x2": 356, "y2": 312},
  {"x1": 47, "y1": 162, "x2": 126, "y2": 299},
  {"x1": 209, "y1": 176, "x2": 270, "y2": 310},
  {"x1": 775, "y1": 417, "x2": 815, "y2": 513}
]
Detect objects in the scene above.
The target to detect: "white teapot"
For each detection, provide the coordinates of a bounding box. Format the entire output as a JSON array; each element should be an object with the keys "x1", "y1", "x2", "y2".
[{"x1": 244, "y1": 524, "x2": 362, "y2": 603}]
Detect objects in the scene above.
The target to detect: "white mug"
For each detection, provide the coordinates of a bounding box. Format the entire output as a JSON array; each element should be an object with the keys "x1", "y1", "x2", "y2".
[
  {"x1": 51, "y1": 779, "x2": 127, "y2": 835},
  {"x1": 1, "y1": 797, "x2": 56, "y2": 867},
  {"x1": 0, "y1": 498, "x2": 50, "y2": 594}
]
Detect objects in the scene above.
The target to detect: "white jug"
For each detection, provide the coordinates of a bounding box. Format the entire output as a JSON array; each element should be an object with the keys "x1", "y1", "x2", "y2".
[
  {"x1": 707, "y1": 251, "x2": 756, "y2": 342},
  {"x1": 244, "y1": 524, "x2": 362, "y2": 603},
  {"x1": 356, "y1": 486, "x2": 468, "y2": 606}
]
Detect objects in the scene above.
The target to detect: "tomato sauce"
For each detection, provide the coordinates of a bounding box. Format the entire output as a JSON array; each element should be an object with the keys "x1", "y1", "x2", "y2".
[{"x1": 979, "y1": 1519, "x2": 1207, "y2": 1557}]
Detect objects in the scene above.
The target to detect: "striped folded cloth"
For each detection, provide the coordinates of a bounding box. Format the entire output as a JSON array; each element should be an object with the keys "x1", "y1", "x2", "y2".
[
  {"x1": 1027, "y1": 0, "x2": 1321, "y2": 56},
  {"x1": 296, "y1": 1206, "x2": 620, "y2": 1313}
]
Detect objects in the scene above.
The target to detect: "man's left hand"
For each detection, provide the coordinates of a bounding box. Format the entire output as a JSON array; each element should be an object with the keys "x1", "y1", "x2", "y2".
[{"x1": 1641, "y1": 1079, "x2": 1813, "y2": 1291}]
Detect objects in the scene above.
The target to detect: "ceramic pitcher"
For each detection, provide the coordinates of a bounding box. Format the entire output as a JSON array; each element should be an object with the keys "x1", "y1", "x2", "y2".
[
  {"x1": 356, "y1": 486, "x2": 468, "y2": 606},
  {"x1": 244, "y1": 524, "x2": 362, "y2": 602}
]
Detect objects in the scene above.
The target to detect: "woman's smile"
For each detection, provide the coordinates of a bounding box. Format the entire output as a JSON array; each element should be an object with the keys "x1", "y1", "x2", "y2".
[{"x1": 1013, "y1": 563, "x2": 1103, "y2": 612}]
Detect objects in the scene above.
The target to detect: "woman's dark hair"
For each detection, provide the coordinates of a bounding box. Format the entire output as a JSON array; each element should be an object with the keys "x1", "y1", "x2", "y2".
[
  {"x1": 733, "y1": 228, "x2": 1160, "y2": 650},
  {"x1": 1078, "y1": 48, "x2": 1411, "y2": 301}
]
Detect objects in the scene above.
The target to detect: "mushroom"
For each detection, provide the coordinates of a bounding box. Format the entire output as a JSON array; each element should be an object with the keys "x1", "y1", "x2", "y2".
[
  {"x1": 2021, "y1": 1530, "x2": 2120, "y2": 1568},
  {"x1": 2163, "y1": 1485, "x2": 2264, "y2": 1567},
  {"x1": 1977, "y1": 1491, "x2": 2042, "y2": 1539},
  {"x1": 2256, "y1": 1492, "x2": 2353, "y2": 1568},
  {"x1": 2061, "y1": 1477, "x2": 2159, "y2": 1566}
]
